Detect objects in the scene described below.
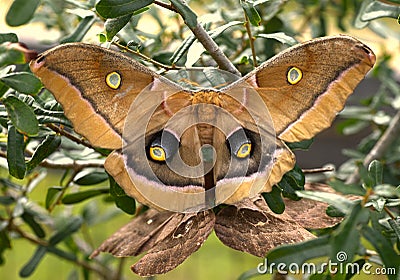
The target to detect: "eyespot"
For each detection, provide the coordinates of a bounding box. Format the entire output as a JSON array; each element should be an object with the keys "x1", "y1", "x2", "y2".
[
  {"x1": 227, "y1": 128, "x2": 252, "y2": 159},
  {"x1": 236, "y1": 143, "x2": 252, "y2": 158},
  {"x1": 149, "y1": 146, "x2": 166, "y2": 161},
  {"x1": 147, "y1": 130, "x2": 179, "y2": 162},
  {"x1": 106, "y1": 71, "x2": 121, "y2": 89},
  {"x1": 287, "y1": 67, "x2": 302, "y2": 85}
]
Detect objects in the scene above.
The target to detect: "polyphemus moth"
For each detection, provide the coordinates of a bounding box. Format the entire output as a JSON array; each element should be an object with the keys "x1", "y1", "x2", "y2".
[{"x1": 30, "y1": 35, "x2": 375, "y2": 275}]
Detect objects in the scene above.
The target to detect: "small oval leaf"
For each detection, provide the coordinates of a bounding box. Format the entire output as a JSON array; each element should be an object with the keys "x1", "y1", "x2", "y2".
[
  {"x1": 6, "y1": 0, "x2": 41, "y2": 27},
  {"x1": 62, "y1": 188, "x2": 109, "y2": 204},
  {"x1": 0, "y1": 72, "x2": 42, "y2": 94},
  {"x1": 27, "y1": 134, "x2": 61, "y2": 171},
  {"x1": 96, "y1": 0, "x2": 154, "y2": 18},
  {"x1": 262, "y1": 185, "x2": 285, "y2": 214},
  {"x1": 74, "y1": 171, "x2": 108, "y2": 186},
  {"x1": 7, "y1": 125, "x2": 26, "y2": 179},
  {"x1": 4, "y1": 95, "x2": 39, "y2": 136}
]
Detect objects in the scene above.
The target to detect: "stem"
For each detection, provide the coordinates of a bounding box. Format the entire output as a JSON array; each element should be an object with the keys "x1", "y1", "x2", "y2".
[
  {"x1": 346, "y1": 110, "x2": 400, "y2": 184},
  {"x1": 244, "y1": 13, "x2": 258, "y2": 67},
  {"x1": 10, "y1": 222, "x2": 110, "y2": 279},
  {"x1": 170, "y1": 0, "x2": 241, "y2": 76},
  {"x1": 47, "y1": 123, "x2": 93, "y2": 150}
]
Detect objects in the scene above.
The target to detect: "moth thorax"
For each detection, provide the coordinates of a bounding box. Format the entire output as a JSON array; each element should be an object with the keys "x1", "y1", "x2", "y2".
[{"x1": 192, "y1": 91, "x2": 222, "y2": 106}]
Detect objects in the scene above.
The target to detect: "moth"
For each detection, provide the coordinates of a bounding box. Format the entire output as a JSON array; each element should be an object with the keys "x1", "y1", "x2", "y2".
[{"x1": 30, "y1": 35, "x2": 375, "y2": 275}]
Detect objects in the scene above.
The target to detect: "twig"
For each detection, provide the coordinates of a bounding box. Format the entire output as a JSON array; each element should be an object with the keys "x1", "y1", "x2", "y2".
[
  {"x1": 302, "y1": 166, "x2": 334, "y2": 174},
  {"x1": 243, "y1": 13, "x2": 258, "y2": 67},
  {"x1": 154, "y1": 0, "x2": 176, "y2": 12},
  {"x1": 9, "y1": 222, "x2": 110, "y2": 279},
  {"x1": 46, "y1": 123, "x2": 93, "y2": 150},
  {"x1": 346, "y1": 110, "x2": 400, "y2": 184},
  {"x1": 170, "y1": 0, "x2": 241, "y2": 76}
]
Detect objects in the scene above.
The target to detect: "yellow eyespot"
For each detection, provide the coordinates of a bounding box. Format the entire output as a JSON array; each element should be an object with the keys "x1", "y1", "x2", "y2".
[
  {"x1": 149, "y1": 146, "x2": 166, "y2": 161},
  {"x1": 287, "y1": 67, "x2": 302, "y2": 85},
  {"x1": 236, "y1": 143, "x2": 251, "y2": 158},
  {"x1": 106, "y1": 71, "x2": 121, "y2": 89}
]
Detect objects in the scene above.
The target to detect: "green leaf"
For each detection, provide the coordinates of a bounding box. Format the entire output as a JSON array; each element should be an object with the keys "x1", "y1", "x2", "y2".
[
  {"x1": 296, "y1": 190, "x2": 356, "y2": 215},
  {"x1": 6, "y1": 0, "x2": 40, "y2": 26},
  {"x1": 62, "y1": 188, "x2": 109, "y2": 204},
  {"x1": 27, "y1": 134, "x2": 61, "y2": 171},
  {"x1": 256, "y1": 32, "x2": 298, "y2": 46},
  {"x1": 105, "y1": 14, "x2": 132, "y2": 40},
  {"x1": 356, "y1": 161, "x2": 374, "y2": 188},
  {"x1": 278, "y1": 164, "x2": 305, "y2": 200},
  {"x1": 388, "y1": 219, "x2": 400, "y2": 242},
  {"x1": 74, "y1": 172, "x2": 109, "y2": 186},
  {"x1": 286, "y1": 138, "x2": 313, "y2": 150},
  {"x1": 0, "y1": 45, "x2": 25, "y2": 68},
  {"x1": 328, "y1": 179, "x2": 366, "y2": 196},
  {"x1": 241, "y1": 0, "x2": 261, "y2": 26},
  {"x1": 368, "y1": 160, "x2": 383, "y2": 186},
  {"x1": 109, "y1": 176, "x2": 136, "y2": 214},
  {"x1": 0, "y1": 33, "x2": 18, "y2": 43},
  {"x1": 0, "y1": 196, "x2": 14, "y2": 205},
  {"x1": 60, "y1": 15, "x2": 96, "y2": 43},
  {"x1": 49, "y1": 216, "x2": 82, "y2": 245},
  {"x1": 330, "y1": 203, "x2": 370, "y2": 265},
  {"x1": 262, "y1": 185, "x2": 285, "y2": 214},
  {"x1": 361, "y1": 0, "x2": 400, "y2": 21},
  {"x1": 19, "y1": 246, "x2": 47, "y2": 277},
  {"x1": 0, "y1": 72, "x2": 42, "y2": 94},
  {"x1": 96, "y1": 0, "x2": 154, "y2": 19},
  {"x1": 267, "y1": 235, "x2": 331, "y2": 266},
  {"x1": 45, "y1": 187, "x2": 63, "y2": 209},
  {"x1": 361, "y1": 226, "x2": 400, "y2": 280},
  {"x1": 170, "y1": 0, "x2": 198, "y2": 28},
  {"x1": 7, "y1": 125, "x2": 26, "y2": 179},
  {"x1": 21, "y1": 210, "x2": 46, "y2": 238},
  {"x1": 0, "y1": 230, "x2": 12, "y2": 265},
  {"x1": 3, "y1": 95, "x2": 39, "y2": 136}
]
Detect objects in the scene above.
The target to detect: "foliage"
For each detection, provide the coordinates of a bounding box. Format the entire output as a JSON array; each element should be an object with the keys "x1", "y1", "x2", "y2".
[{"x1": 0, "y1": 0, "x2": 399, "y2": 279}]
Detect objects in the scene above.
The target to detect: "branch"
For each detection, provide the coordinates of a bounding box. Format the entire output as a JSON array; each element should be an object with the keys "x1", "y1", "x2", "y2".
[
  {"x1": 169, "y1": 0, "x2": 241, "y2": 76},
  {"x1": 346, "y1": 110, "x2": 400, "y2": 184}
]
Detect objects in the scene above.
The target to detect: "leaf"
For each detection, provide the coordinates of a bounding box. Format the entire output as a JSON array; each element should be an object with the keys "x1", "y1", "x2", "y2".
[
  {"x1": 0, "y1": 196, "x2": 14, "y2": 205},
  {"x1": 286, "y1": 138, "x2": 313, "y2": 150},
  {"x1": 361, "y1": 226, "x2": 400, "y2": 280},
  {"x1": 328, "y1": 179, "x2": 366, "y2": 196},
  {"x1": 74, "y1": 171, "x2": 108, "y2": 186},
  {"x1": 361, "y1": 0, "x2": 400, "y2": 21},
  {"x1": 330, "y1": 203, "x2": 370, "y2": 265},
  {"x1": 45, "y1": 186, "x2": 63, "y2": 209},
  {"x1": 19, "y1": 246, "x2": 47, "y2": 277},
  {"x1": 368, "y1": 160, "x2": 383, "y2": 186},
  {"x1": 7, "y1": 125, "x2": 26, "y2": 179},
  {"x1": 0, "y1": 72, "x2": 42, "y2": 94},
  {"x1": 96, "y1": 0, "x2": 154, "y2": 19},
  {"x1": 170, "y1": 0, "x2": 198, "y2": 28},
  {"x1": 49, "y1": 216, "x2": 82, "y2": 245},
  {"x1": 266, "y1": 235, "x2": 331, "y2": 266},
  {"x1": 3, "y1": 95, "x2": 39, "y2": 136},
  {"x1": 109, "y1": 177, "x2": 136, "y2": 214},
  {"x1": 0, "y1": 45, "x2": 25, "y2": 68},
  {"x1": 0, "y1": 230, "x2": 11, "y2": 265},
  {"x1": 256, "y1": 32, "x2": 298, "y2": 46},
  {"x1": 296, "y1": 191, "x2": 356, "y2": 215},
  {"x1": 262, "y1": 185, "x2": 285, "y2": 214},
  {"x1": 21, "y1": 210, "x2": 46, "y2": 238},
  {"x1": 27, "y1": 134, "x2": 61, "y2": 171},
  {"x1": 240, "y1": 0, "x2": 261, "y2": 26},
  {"x1": 60, "y1": 15, "x2": 96, "y2": 43},
  {"x1": 6, "y1": 0, "x2": 40, "y2": 26},
  {"x1": 62, "y1": 188, "x2": 109, "y2": 204},
  {"x1": 0, "y1": 33, "x2": 18, "y2": 43},
  {"x1": 388, "y1": 219, "x2": 400, "y2": 242},
  {"x1": 105, "y1": 14, "x2": 132, "y2": 40},
  {"x1": 278, "y1": 164, "x2": 305, "y2": 200}
]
